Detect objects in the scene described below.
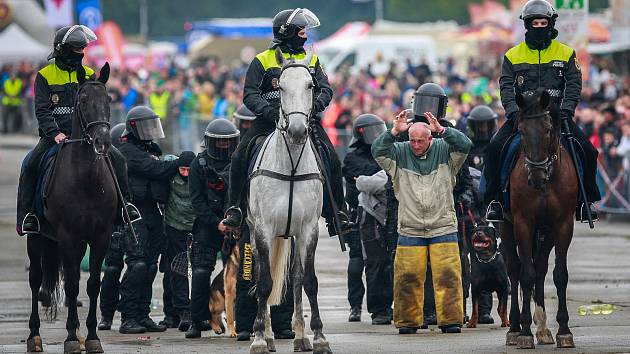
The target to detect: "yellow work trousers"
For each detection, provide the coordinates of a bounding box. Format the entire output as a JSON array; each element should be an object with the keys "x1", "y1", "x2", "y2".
[{"x1": 393, "y1": 233, "x2": 463, "y2": 328}]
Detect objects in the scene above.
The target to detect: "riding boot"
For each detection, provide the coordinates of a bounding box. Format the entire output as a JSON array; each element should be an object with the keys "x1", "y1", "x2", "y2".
[{"x1": 18, "y1": 165, "x2": 39, "y2": 235}]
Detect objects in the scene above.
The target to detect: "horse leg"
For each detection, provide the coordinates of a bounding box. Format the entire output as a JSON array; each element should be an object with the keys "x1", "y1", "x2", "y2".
[
  {"x1": 250, "y1": 233, "x2": 273, "y2": 354},
  {"x1": 27, "y1": 235, "x2": 44, "y2": 352},
  {"x1": 292, "y1": 233, "x2": 311, "y2": 352},
  {"x1": 514, "y1": 220, "x2": 535, "y2": 349},
  {"x1": 61, "y1": 238, "x2": 82, "y2": 354},
  {"x1": 304, "y1": 234, "x2": 332, "y2": 354},
  {"x1": 84, "y1": 236, "x2": 108, "y2": 354},
  {"x1": 533, "y1": 244, "x2": 554, "y2": 345},
  {"x1": 554, "y1": 223, "x2": 575, "y2": 348},
  {"x1": 501, "y1": 222, "x2": 521, "y2": 345}
]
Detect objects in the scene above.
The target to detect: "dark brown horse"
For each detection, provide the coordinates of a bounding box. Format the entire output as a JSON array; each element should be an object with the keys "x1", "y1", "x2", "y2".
[
  {"x1": 27, "y1": 63, "x2": 118, "y2": 354},
  {"x1": 501, "y1": 89, "x2": 578, "y2": 349}
]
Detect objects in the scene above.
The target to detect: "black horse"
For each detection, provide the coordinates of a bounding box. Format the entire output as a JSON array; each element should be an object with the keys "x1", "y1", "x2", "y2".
[{"x1": 27, "y1": 63, "x2": 118, "y2": 354}]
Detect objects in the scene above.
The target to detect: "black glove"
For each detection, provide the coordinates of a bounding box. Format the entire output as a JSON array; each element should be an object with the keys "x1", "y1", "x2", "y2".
[{"x1": 264, "y1": 106, "x2": 280, "y2": 122}]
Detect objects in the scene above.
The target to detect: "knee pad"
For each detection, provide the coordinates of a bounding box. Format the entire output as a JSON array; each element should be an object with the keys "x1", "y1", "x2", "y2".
[
  {"x1": 130, "y1": 261, "x2": 148, "y2": 275},
  {"x1": 104, "y1": 265, "x2": 123, "y2": 276}
]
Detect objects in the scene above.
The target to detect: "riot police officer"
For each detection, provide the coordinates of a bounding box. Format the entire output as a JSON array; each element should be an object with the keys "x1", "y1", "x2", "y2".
[
  {"x1": 466, "y1": 105, "x2": 498, "y2": 171},
  {"x1": 17, "y1": 25, "x2": 137, "y2": 235},
  {"x1": 233, "y1": 104, "x2": 256, "y2": 136},
  {"x1": 117, "y1": 106, "x2": 190, "y2": 334},
  {"x1": 342, "y1": 114, "x2": 392, "y2": 324},
  {"x1": 221, "y1": 8, "x2": 350, "y2": 237},
  {"x1": 484, "y1": 0, "x2": 600, "y2": 222},
  {"x1": 185, "y1": 119, "x2": 238, "y2": 338}
]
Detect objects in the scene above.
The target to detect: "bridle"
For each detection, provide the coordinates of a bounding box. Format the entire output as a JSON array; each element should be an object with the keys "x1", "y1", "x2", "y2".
[
  {"x1": 66, "y1": 81, "x2": 111, "y2": 155},
  {"x1": 519, "y1": 108, "x2": 559, "y2": 187},
  {"x1": 277, "y1": 62, "x2": 314, "y2": 134}
]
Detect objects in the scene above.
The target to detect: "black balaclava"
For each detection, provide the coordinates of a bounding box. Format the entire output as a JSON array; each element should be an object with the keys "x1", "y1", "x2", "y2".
[
  {"x1": 524, "y1": 18, "x2": 558, "y2": 50},
  {"x1": 285, "y1": 34, "x2": 307, "y2": 52},
  {"x1": 58, "y1": 46, "x2": 84, "y2": 70}
]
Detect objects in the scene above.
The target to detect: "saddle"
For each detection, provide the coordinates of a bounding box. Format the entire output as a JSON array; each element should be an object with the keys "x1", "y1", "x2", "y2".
[
  {"x1": 20, "y1": 144, "x2": 63, "y2": 220},
  {"x1": 496, "y1": 133, "x2": 585, "y2": 212}
]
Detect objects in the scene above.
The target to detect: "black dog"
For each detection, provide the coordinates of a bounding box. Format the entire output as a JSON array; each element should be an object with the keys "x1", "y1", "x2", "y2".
[{"x1": 467, "y1": 225, "x2": 510, "y2": 328}]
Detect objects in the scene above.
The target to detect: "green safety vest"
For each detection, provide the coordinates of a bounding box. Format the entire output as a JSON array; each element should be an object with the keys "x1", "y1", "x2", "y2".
[{"x1": 2, "y1": 78, "x2": 23, "y2": 106}]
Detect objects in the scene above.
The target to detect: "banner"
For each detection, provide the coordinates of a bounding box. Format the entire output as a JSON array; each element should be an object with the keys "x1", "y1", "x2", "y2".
[
  {"x1": 43, "y1": 0, "x2": 73, "y2": 27},
  {"x1": 96, "y1": 21, "x2": 125, "y2": 69},
  {"x1": 554, "y1": 0, "x2": 589, "y2": 80},
  {"x1": 76, "y1": 0, "x2": 102, "y2": 31}
]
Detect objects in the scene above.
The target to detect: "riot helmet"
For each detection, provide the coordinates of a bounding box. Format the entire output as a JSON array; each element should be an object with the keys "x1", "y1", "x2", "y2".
[
  {"x1": 411, "y1": 83, "x2": 448, "y2": 122},
  {"x1": 122, "y1": 106, "x2": 166, "y2": 141},
  {"x1": 110, "y1": 123, "x2": 126, "y2": 148},
  {"x1": 233, "y1": 104, "x2": 256, "y2": 136},
  {"x1": 521, "y1": 0, "x2": 559, "y2": 49},
  {"x1": 48, "y1": 25, "x2": 97, "y2": 67},
  {"x1": 204, "y1": 119, "x2": 240, "y2": 161},
  {"x1": 271, "y1": 8, "x2": 320, "y2": 53},
  {"x1": 349, "y1": 114, "x2": 386, "y2": 148},
  {"x1": 467, "y1": 105, "x2": 498, "y2": 143},
  {"x1": 520, "y1": 0, "x2": 558, "y2": 22}
]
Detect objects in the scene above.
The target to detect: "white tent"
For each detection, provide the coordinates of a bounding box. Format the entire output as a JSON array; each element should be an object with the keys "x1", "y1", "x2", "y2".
[{"x1": 0, "y1": 24, "x2": 50, "y2": 64}]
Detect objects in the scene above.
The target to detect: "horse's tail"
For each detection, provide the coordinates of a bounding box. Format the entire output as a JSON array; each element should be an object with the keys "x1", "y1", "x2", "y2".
[
  {"x1": 267, "y1": 237, "x2": 291, "y2": 306},
  {"x1": 40, "y1": 237, "x2": 61, "y2": 319}
]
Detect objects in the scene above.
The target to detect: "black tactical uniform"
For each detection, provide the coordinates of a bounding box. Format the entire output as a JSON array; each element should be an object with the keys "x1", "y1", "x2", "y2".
[
  {"x1": 342, "y1": 114, "x2": 392, "y2": 324},
  {"x1": 222, "y1": 9, "x2": 349, "y2": 236},
  {"x1": 484, "y1": 0, "x2": 600, "y2": 221},
  {"x1": 185, "y1": 119, "x2": 238, "y2": 338},
  {"x1": 117, "y1": 106, "x2": 186, "y2": 334},
  {"x1": 233, "y1": 104, "x2": 256, "y2": 136},
  {"x1": 234, "y1": 224, "x2": 295, "y2": 341}
]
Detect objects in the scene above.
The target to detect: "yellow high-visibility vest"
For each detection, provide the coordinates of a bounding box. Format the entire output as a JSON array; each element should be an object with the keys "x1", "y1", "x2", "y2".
[
  {"x1": 2, "y1": 78, "x2": 23, "y2": 106},
  {"x1": 150, "y1": 91, "x2": 170, "y2": 120}
]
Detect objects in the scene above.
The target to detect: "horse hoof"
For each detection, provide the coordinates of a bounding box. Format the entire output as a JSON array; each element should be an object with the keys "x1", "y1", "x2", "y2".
[
  {"x1": 265, "y1": 337, "x2": 276, "y2": 352},
  {"x1": 536, "y1": 329, "x2": 555, "y2": 345},
  {"x1": 556, "y1": 334, "x2": 575, "y2": 348},
  {"x1": 250, "y1": 342, "x2": 270, "y2": 354},
  {"x1": 294, "y1": 337, "x2": 313, "y2": 352},
  {"x1": 517, "y1": 335, "x2": 535, "y2": 349},
  {"x1": 64, "y1": 340, "x2": 82, "y2": 354},
  {"x1": 27, "y1": 336, "x2": 43, "y2": 352},
  {"x1": 84, "y1": 339, "x2": 104, "y2": 353},
  {"x1": 506, "y1": 331, "x2": 519, "y2": 346},
  {"x1": 313, "y1": 341, "x2": 332, "y2": 354}
]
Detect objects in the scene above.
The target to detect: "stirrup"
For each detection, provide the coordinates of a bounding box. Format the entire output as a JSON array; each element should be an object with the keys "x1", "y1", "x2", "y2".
[
  {"x1": 123, "y1": 203, "x2": 142, "y2": 223},
  {"x1": 485, "y1": 201, "x2": 504, "y2": 222},
  {"x1": 22, "y1": 213, "x2": 41, "y2": 235},
  {"x1": 577, "y1": 203, "x2": 598, "y2": 223}
]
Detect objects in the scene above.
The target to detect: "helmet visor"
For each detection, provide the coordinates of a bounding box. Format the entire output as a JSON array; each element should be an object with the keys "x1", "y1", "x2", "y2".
[
  {"x1": 133, "y1": 116, "x2": 165, "y2": 141},
  {"x1": 63, "y1": 25, "x2": 98, "y2": 48},
  {"x1": 288, "y1": 8, "x2": 320, "y2": 29},
  {"x1": 359, "y1": 124, "x2": 386, "y2": 145},
  {"x1": 205, "y1": 136, "x2": 239, "y2": 161},
  {"x1": 469, "y1": 120, "x2": 497, "y2": 142},
  {"x1": 413, "y1": 94, "x2": 447, "y2": 119}
]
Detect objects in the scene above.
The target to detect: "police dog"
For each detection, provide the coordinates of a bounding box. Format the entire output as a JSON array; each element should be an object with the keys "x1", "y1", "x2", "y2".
[
  {"x1": 467, "y1": 225, "x2": 510, "y2": 328},
  {"x1": 208, "y1": 235, "x2": 240, "y2": 337}
]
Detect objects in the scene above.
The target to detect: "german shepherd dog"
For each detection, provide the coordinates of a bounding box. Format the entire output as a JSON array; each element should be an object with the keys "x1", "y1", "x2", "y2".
[
  {"x1": 467, "y1": 225, "x2": 510, "y2": 328},
  {"x1": 208, "y1": 234, "x2": 240, "y2": 337}
]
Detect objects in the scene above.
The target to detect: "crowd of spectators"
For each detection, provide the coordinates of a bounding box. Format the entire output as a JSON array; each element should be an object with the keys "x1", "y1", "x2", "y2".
[{"x1": 2, "y1": 53, "x2": 629, "y2": 209}]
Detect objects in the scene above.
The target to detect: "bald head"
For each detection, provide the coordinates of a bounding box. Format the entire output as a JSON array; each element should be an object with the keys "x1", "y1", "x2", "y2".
[{"x1": 409, "y1": 123, "x2": 433, "y2": 156}]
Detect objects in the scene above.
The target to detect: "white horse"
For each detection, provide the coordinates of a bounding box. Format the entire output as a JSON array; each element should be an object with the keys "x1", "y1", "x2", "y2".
[{"x1": 246, "y1": 48, "x2": 332, "y2": 354}]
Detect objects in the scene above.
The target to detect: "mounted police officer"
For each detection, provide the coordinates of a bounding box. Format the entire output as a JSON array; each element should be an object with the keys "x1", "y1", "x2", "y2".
[
  {"x1": 117, "y1": 106, "x2": 191, "y2": 334},
  {"x1": 221, "y1": 8, "x2": 350, "y2": 237},
  {"x1": 233, "y1": 104, "x2": 256, "y2": 136},
  {"x1": 484, "y1": 0, "x2": 600, "y2": 222},
  {"x1": 185, "y1": 119, "x2": 238, "y2": 338},
  {"x1": 342, "y1": 114, "x2": 392, "y2": 324},
  {"x1": 17, "y1": 25, "x2": 137, "y2": 235}
]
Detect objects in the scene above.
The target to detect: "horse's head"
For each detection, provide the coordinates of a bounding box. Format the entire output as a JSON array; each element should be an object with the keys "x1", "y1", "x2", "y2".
[
  {"x1": 76, "y1": 63, "x2": 111, "y2": 155},
  {"x1": 516, "y1": 89, "x2": 560, "y2": 190},
  {"x1": 275, "y1": 47, "x2": 314, "y2": 145}
]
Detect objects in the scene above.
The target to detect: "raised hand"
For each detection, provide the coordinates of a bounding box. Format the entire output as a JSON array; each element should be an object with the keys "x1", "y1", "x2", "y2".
[
  {"x1": 391, "y1": 109, "x2": 412, "y2": 136},
  {"x1": 424, "y1": 112, "x2": 445, "y2": 134}
]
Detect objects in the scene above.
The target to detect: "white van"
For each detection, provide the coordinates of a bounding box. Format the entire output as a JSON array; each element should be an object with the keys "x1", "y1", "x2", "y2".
[{"x1": 315, "y1": 35, "x2": 437, "y2": 76}]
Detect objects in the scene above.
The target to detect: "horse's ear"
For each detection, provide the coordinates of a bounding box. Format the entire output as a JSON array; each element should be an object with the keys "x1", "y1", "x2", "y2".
[
  {"x1": 275, "y1": 47, "x2": 285, "y2": 66},
  {"x1": 98, "y1": 62, "x2": 110, "y2": 85},
  {"x1": 76, "y1": 64, "x2": 87, "y2": 85},
  {"x1": 516, "y1": 92, "x2": 524, "y2": 108},
  {"x1": 539, "y1": 89, "x2": 550, "y2": 109}
]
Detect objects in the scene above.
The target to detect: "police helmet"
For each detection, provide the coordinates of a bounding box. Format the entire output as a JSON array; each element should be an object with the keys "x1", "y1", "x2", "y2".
[
  {"x1": 123, "y1": 106, "x2": 166, "y2": 141},
  {"x1": 349, "y1": 114, "x2": 386, "y2": 148},
  {"x1": 47, "y1": 25, "x2": 97, "y2": 61},
  {"x1": 204, "y1": 119, "x2": 240, "y2": 161},
  {"x1": 467, "y1": 105, "x2": 498, "y2": 143},
  {"x1": 520, "y1": 0, "x2": 558, "y2": 21},
  {"x1": 411, "y1": 83, "x2": 448, "y2": 122},
  {"x1": 233, "y1": 104, "x2": 256, "y2": 135},
  {"x1": 272, "y1": 8, "x2": 320, "y2": 42},
  {"x1": 110, "y1": 123, "x2": 126, "y2": 148}
]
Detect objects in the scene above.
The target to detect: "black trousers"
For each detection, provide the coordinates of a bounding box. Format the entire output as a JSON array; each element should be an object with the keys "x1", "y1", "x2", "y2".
[
  {"x1": 189, "y1": 218, "x2": 221, "y2": 323},
  {"x1": 235, "y1": 225, "x2": 293, "y2": 334},
  {"x1": 2, "y1": 105, "x2": 22, "y2": 133},
  {"x1": 227, "y1": 120, "x2": 345, "y2": 222},
  {"x1": 346, "y1": 232, "x2": 365, "y2": 309},
  {"x1": 484, "y1": 118, "x2": 600, "y2": 204},
  {"x1": 99, "y1": 226, "x2": 126, "y2": 319},
  {"x1": 118, "y1": 202, "x2": 165, "y2": 321},
  {"x1": 164, "y1": 225, "x2": 191, "y2": 316}
]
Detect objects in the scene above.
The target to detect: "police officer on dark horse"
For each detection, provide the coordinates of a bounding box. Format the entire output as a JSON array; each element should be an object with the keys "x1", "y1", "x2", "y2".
[
  {"x1": 483, "y1": 0, "x2": 600, "y2": 223},
  {"x1": 221, "y1": 8, "x2": 351, "y2": 237}
]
